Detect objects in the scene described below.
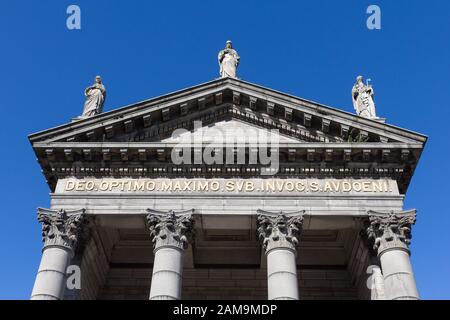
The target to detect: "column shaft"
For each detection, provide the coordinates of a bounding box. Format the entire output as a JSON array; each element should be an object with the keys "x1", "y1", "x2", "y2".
[
  {"x1": 267, "y1": 248, "x2": 299, "y2": 300},
  {"x1": 31, "y1": 247, "x2": 71, "y2": 300},
  {"x1": 31, "y1": 208, "x2": 86, "y2": 300},
  {"x1": 367, "y1": 209, "x2": 419, "y2": 300},
  {"x1": 379, "y1": 249, "x2": 419, "y2": 300},
  {"x1": 146, "y1": 209, "x2": 195, "y2": 301},
  {"x1": 149, "y1": 247, "x2": 184, "y2": 300},
  {"x1": 257, "y1": 210, "x2": 304, "y2": 301}
]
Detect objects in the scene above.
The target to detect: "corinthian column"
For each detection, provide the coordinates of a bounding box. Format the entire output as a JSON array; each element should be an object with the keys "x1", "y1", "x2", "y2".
[
  {"x1": 31, "y1": 208, "x2": 86, "y2": 300},
  {"x1": 257, "y1": 210, "x2": 304, "y2": 300},
  {"x1": 367, "y1": 210, "x2": 419, "y2": 300},
  {"x1": 146, "y1": 209, "x2": 195, "y2": 300}
]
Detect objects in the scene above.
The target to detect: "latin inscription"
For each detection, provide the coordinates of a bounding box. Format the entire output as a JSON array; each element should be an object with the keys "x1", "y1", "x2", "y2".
[{"x1": 60, "y1": 178, "x2": 394, "y2": 194}]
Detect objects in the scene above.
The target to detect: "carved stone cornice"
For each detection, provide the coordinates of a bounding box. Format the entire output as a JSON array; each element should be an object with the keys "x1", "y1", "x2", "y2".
[
  {"x1": 146, "y1": 209, "x2": 195, "y2": 251},
  {"x1": 37, "y1": 208, "x2": 86, "y2": 252},
  {"x1": 367, "y1": 210, "x2": 416, "y2": 255},
  {"x1": 256, "y1": 210, "x2": 305, "y2": 253}
]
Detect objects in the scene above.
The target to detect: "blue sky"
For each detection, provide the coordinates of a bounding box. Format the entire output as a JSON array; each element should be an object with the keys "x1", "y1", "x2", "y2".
[{"x1": 0, "y1": 0, "x2": 449, "y2": 299}]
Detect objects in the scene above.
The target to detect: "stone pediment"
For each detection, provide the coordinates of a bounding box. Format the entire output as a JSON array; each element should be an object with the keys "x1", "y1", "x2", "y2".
[
  {"x1": 29, "y1": 78, "x2": 427, "y2": 193},
  {"x1": 29, "y1": 78, "x2": 425, "y2": 145}
]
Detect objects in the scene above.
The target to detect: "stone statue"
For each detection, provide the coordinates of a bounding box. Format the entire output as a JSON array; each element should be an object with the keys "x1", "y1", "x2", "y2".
[
  {"x1": 352, "y1": 75, "x2": 376, "y2": 119},
  {"x1": 81, "y1": 76, "x2": 106, "y2": 118},
  {"x1": 218, "y1": 40, "x2": 240, "y2": 78}
]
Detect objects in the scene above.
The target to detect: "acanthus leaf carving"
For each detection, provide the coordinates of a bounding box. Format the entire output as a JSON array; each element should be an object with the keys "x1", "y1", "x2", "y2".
[
  {"x1": 257, "y1": 210, "x2": 305, "y2": 253},
  {"x1": 367, "y1": 210, "x2": 416, "y2": 255},
  {"x1": 37, "y1": 208, "x2": 87, "y2": 252},
  {"x1": 146, "y1": 209, "x2": 195, "y2": 251}
]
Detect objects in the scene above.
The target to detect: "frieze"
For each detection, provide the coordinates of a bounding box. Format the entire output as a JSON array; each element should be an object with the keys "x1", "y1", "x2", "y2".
[{"x1": 56, "y1": 178, "x2": 398, "y2": 195}]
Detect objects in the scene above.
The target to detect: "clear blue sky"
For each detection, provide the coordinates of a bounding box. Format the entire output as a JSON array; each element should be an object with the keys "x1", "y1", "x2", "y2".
[{"x1": 0, "y1": 0, "x2": 449, "y2": 299}]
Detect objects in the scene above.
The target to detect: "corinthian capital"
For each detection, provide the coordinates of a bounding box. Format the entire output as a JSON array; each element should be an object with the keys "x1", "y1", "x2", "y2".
[
  {"x1": 257, "y1": 210, "x2": 305, "y2": 253},
  {"x1": 146, "y1": 209, "x2": 195, "y2": 251},
  {"x1": 37, "y1": 208, "x2": 86, "y2": 252},
  {"x1": 367, "y1": 210, "x2": 417, "y2": 255}
]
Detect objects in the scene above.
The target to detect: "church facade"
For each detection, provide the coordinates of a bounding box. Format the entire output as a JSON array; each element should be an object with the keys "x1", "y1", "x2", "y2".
[{"x1": 28, "y1": 74, "x2": 426, "y2": 300}]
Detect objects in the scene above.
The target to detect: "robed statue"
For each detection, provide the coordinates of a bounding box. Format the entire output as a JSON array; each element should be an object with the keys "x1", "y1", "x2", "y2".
[
  {"x1": 218, "y1": 40, "x2": 240, "y2": 78},
  {"x1": 352, "y1": 75, "x2": 376, "y2": 119},
  {"x1": 81, "y1": 76, "x2": 106, "y2": 118}
]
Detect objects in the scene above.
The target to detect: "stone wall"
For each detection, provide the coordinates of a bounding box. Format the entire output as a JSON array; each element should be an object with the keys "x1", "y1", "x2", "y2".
[{"x1": 97, "y1": 267, "x2": 358, "y2": 300}]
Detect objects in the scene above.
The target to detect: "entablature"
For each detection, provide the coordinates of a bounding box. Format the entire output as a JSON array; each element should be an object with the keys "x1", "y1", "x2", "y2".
[{"x1": 34, "y1": 143, "x2": 419, "y2": 194}]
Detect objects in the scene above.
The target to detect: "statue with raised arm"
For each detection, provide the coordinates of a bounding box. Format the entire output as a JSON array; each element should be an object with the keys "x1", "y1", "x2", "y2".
[
  {"x1": 352, "y1": 75, "x2": 376, "y2": 119},
  {"x1": 81, "y1": 75, "x2": 106, "y2": 118},
  {"x1": 218, "y1": 40, "x2": 240, "y2": 78}
]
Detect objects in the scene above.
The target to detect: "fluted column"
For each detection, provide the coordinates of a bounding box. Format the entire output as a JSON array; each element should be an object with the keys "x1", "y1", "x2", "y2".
[
  {"x1": 367, "y1": 210, "x2": 419, "y2": 300},
  {"x1": 257, "y1": 210, "x2": 304, "y2": 300},
  {"x1": 146, "y1": 209, "x2": 194, "y2": 300},
  {"x1": 31, "y1": 208, "x2": 86, "y2": 300}
]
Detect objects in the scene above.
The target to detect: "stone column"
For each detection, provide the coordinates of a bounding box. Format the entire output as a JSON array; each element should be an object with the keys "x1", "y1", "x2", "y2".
[
  {"x1": 146, "y1": 209, "x2": 195, "y2": 300},
  {"x1": 31, "y1": 208, "x2": 86, "y2": 300},
  {"x1": 367, "y1": 210, "x2": 419, "y2": 300},
  {"x1": 257, "y1": 210, "x2": 304, "y2": 300}
]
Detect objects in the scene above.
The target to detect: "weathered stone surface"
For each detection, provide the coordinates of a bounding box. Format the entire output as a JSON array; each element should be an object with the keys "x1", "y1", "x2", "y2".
[
  {"x1": 367, "y1": 210, "x2": 419, "y2": 300},
  {"x1": 146, "y1": 209, "x2": 195, "y2": 300},
  {"x1": 97, "y1": 267, "x2": 356, "y2": 300},
  {"x1": 28, "y1": 75, "x2": 426, "y2": 301},
  {"x1": 32, "y1": 208, "x2": 87, "y2": 300},
  {"x1": 218, "y1": 41, "x2": 240, "y2": 78},
  {"x1": 80, "y1": 76, "x2": 106, "y2": 118},
  {"x1": 352, "y1": 75, "x2": 376, "y2": 119}
]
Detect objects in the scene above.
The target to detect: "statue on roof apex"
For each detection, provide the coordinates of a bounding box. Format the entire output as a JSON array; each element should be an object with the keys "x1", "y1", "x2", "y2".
[
  {"x1": 81, "y1": 75, "x2": 106, "y2": 118},
  {"x1": 218, "y1": 40, "x2": 240, "y2": 78},
  {"x1": 352, "y1": 75, "x2": 377, "y2": 119}
]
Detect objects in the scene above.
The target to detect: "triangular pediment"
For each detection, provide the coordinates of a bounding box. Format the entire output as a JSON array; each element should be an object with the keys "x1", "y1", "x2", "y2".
[{"x1": 29, "y1": 77, "x2": 426, "y2": 146}]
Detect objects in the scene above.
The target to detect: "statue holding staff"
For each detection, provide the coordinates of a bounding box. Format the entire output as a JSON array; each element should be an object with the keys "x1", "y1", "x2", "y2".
[{"x1": 352, "y1": 75, "x2": 376, "y2": 119}]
